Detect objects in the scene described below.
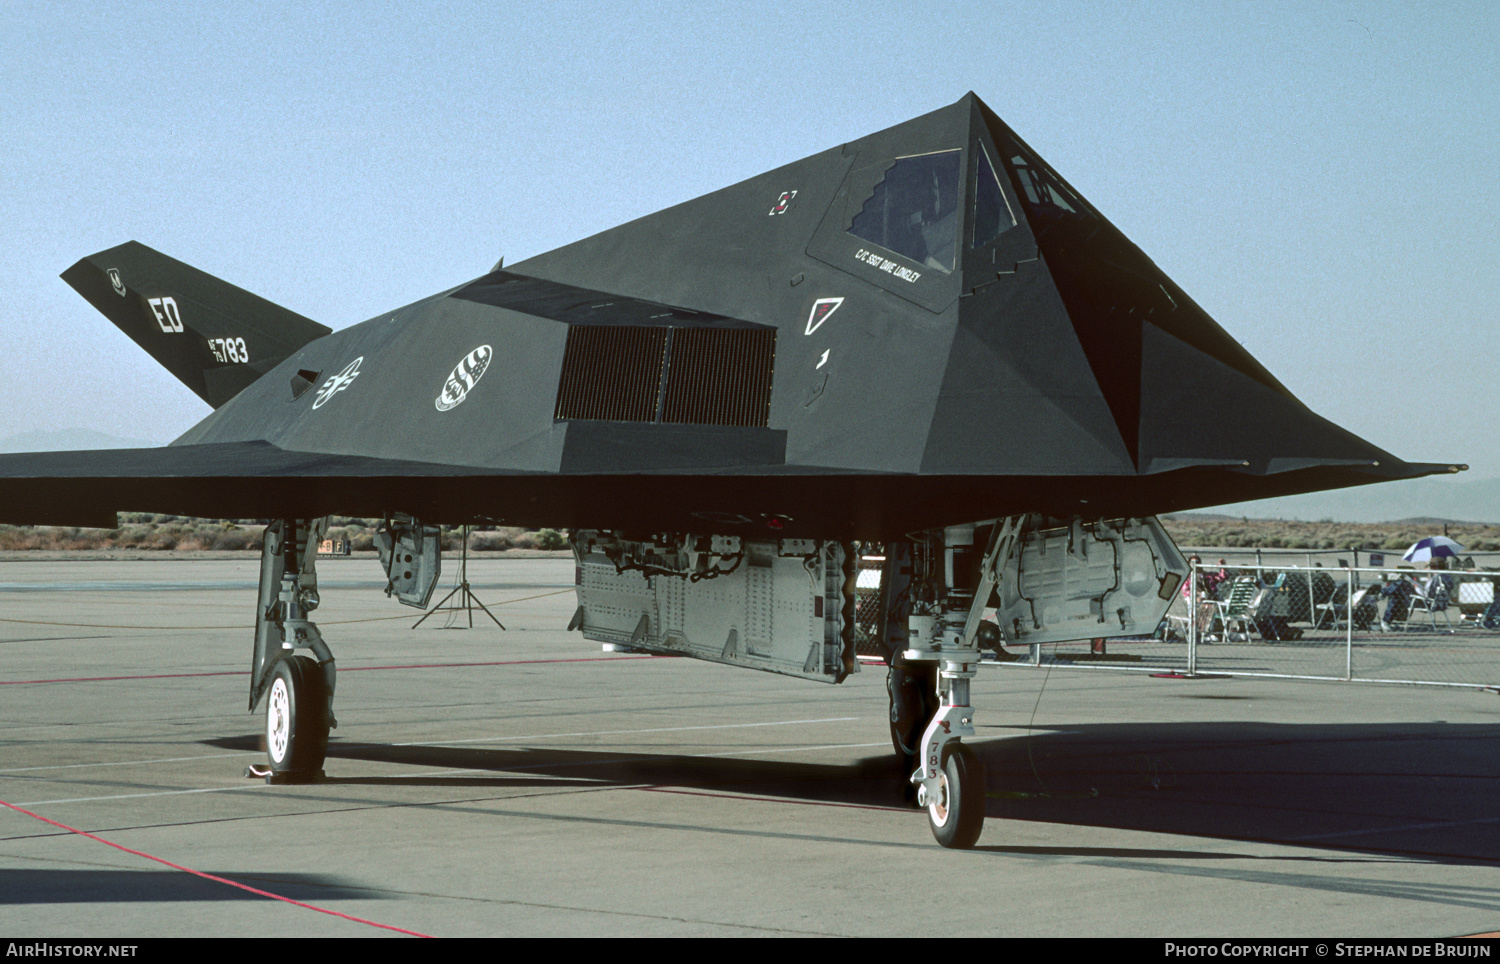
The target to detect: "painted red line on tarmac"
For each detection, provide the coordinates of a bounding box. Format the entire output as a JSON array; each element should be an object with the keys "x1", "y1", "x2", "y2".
[
  {"x1": 0, "y1": 799, "x2": 433, "y2": 938},
  {"x1": 0, "y1": 654, "x2": 665, "y2": 686},
  {"x1": 637, "y1": 786, "x2": 910, "y2": 814}
]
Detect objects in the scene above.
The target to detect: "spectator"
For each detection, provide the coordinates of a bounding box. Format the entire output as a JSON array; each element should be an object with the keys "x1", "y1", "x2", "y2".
[
  {"x1": 1424, "y1": 558, "x2": 1455, "y2": 612},
  {"x1": 1202, "y1": 559, "x2": 1232, "y2": 599},
  {"x1": 1380, "y1": 572, "x2": 1414, "y2": 631},
  {"x1": 1484, "y1": 572, "x2": 1500, "y2": 630},
  {"x1": 1182, "y1": 555, "x2": 1203, "y2": 599}
]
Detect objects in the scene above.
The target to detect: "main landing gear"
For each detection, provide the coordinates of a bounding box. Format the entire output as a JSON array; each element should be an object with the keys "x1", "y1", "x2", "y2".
[
  {"x1": 250, "y1": 518, "x2": 335, "y2": 783},
  {"x1": 265, "y1": 655, "x2": 331, "y2": 777}
]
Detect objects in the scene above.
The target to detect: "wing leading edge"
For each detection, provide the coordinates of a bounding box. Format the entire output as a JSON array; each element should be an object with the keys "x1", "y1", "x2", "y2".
[{"x1": 0, "y1": 439, "x2": 1458, "y2": 534}]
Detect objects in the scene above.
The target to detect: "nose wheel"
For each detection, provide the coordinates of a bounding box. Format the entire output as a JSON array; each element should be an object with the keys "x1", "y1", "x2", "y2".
[
  {"x1": 924, "y1": 742, "x2": 985, "y2": 849},
  {"x1": 264, "y1": 655, "x2": 329, "y2": 782}
]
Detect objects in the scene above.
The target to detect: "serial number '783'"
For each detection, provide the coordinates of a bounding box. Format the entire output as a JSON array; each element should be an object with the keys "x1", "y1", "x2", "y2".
[{"x1": 207, "y1": 337, "x2": 248, "y2": 363}]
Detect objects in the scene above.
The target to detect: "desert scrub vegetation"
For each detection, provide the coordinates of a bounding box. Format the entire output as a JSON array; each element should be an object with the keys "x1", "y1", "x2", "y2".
[
  {"x1": 1160, "y1": 517, "x2": 1500, "y2": 551},
  {"x1": 467, "y1": 527, "x2": 567, "y2": 551},
  {"x1": 12, "y1": 512, "x2": 1491, "y2": 553},
  {"x1": 0, "y1": 515, "x2": 570, "y2": 552},
  {"x1": 0, "y1": 517, "x2": 267, "y2": 551}
]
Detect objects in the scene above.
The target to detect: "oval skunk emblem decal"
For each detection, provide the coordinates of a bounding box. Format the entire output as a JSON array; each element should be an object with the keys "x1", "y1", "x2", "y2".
[{"x1": 435, "y1": 345, "x2": 492, "y2": 411}]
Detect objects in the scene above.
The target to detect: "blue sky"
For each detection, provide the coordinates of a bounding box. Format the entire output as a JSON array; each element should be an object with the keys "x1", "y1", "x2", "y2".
[{"x1": 2, "y1": 1, "x2": 1495, "y2": 497}]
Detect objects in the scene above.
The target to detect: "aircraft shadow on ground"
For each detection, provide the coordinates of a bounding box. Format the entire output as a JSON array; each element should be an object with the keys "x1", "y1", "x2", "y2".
[
  {"x1": 970, "y1": 720, "x2": 1500, "y2": 864},
  {"x1": 0, "y1": 869, "x2": 382, "y2": 906},
  {"x1": 209, "y1": 720, "x2": 1500, "y2": 864},
  {"x1": 208, "y1": 731, "x2": 909, "y2": 803}
]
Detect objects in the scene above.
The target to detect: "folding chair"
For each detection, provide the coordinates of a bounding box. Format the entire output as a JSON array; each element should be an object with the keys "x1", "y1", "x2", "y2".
[
  {"x1": 1317, "y1": 585, "x2": 1377, "y2": 632},
  {"x1": 1314, "y1": 583, "x2": 1347, "y2": 629},
  {"x1": 1217, "y1": 576, "x2": 1261, "y2": 642},
  {"x1": 1403, "y1": 580, "x2": 1455, "y2": 632}
]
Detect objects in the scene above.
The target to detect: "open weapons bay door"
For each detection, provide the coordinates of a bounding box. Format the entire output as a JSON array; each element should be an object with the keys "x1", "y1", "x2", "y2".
[
  {"x1": 570, "y1": 531, "x2": 856, "y2": 683},
  {"x1": 986, "y1": 516, "x2": 1188, "y2": 647}
]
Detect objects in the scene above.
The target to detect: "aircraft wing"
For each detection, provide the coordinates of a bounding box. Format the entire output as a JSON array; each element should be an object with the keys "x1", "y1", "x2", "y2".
[{"x1": 0, "y1": 436, "x2": 1456, "y2": 534}]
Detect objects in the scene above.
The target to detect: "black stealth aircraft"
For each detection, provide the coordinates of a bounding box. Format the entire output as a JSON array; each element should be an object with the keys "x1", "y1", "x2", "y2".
[{"x1": 2, "y1": 94, "x2": 1459, "y2": 848}]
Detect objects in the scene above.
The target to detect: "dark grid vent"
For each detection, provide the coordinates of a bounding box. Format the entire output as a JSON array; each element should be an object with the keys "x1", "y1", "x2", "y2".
[
  {"x1": 554, "y1": 325, "x2": 775, "y2": 427},
  {"x1": 661, "y1": 327, "x2": 775, "y2": 427},
  {"x1": 554, "y1": 326, "x2": 669, "y2": 422}
]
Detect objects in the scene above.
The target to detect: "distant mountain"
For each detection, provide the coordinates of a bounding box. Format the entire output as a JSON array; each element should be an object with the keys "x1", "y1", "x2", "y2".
[
  {"x1": 1194, "y1": 474, "x2": 1500, "y2": 524},
  {"x1": 0, "y1": 429, "x2": 158, "y2": 454}
]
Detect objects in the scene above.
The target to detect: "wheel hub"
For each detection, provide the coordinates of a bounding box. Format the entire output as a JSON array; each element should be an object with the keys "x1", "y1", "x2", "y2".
[
  {"x1": 929, "y1": 771, "x2": 951, "y2": 827},
  {"x1": 267, "y1": 677, "x2": 290, "y2": 762}
]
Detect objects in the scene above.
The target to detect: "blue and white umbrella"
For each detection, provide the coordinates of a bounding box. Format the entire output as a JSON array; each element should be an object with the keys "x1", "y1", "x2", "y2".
[{"x1": 1403, "y1": 536, "x2": 1466, "y2": 563}]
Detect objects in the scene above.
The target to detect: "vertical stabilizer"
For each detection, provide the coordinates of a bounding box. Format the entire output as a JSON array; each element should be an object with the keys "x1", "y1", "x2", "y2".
[{"x1": 62, "y1": 241, "x2": 332, "y2": 408}]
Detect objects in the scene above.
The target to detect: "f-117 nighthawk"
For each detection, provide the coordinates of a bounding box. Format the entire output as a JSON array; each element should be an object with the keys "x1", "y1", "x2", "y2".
[{"x1": 1, "y1": 93, "x2": 1457, "y2": 847}]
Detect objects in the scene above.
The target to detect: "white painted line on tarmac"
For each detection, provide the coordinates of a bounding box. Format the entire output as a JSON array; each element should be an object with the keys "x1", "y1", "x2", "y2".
[
  {"x1": 0, "y1": 751, "x2": 256, "y2": 774},
  {"x1": 0, "y1": 719, "x2": 861, "y2": 776},
  {"x1": 3, "y1": 720, "x2": 875, "y2": 806},
  {"x1": 10, "y1": 785, "x2": 266, "y2": 807},
  {"x1": 7, "y1": 738, "x2": 893, "y2": 808},
  {"x1": 391, "y1": 716, "x2": 861, "y2": 747}
]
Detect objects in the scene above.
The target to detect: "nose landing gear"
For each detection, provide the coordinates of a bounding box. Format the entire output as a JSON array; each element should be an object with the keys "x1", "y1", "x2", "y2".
[
  {"x1": 881, "y1": 525, "x2": 1011, "y2": 849},
  {"x1": 906, "y1": 647, "x2": 983, "y2": 848},
  {"x1": 924, "y1": 741, "x2": 985, "y2": 850}
]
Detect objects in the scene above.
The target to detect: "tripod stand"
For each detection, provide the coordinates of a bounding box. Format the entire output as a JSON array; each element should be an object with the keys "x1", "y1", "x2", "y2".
[{"x1": 413, "y1": 525, "x2": 505, "y2": 630}]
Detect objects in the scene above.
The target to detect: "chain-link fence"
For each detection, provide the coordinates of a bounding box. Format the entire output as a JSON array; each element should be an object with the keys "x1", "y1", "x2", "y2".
[
  {"x1": 854, "y1": 554, "x2": 886, "y2": 656},
  {"x1": 1005, "y1": 561, "x2": 1500, "y2": 689},
  {"x1": 853, "y1": 548, "x2": 1500, "y2": 690},
  {"x1": 1176, "y1": 545, "x2": 1500, "y2": 574}
]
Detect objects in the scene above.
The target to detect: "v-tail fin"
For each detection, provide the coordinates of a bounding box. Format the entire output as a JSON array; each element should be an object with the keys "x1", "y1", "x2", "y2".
[{"x1": 62, "y1": 241, "x2": 332, "y2": 408}]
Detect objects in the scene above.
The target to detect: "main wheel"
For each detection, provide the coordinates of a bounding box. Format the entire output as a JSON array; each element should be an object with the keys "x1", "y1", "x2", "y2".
[
  {"x1": 927, "y1": 742, "x2": 985, "y2": 849},
  {"x1": 265, "y1": 655, "x2": 330, "y2": 780}
]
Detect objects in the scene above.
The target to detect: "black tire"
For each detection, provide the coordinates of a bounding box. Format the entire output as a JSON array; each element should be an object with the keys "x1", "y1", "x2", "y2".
[
  {"x1": 888, "y1": 662, "x2": 938, "y2": 770},
  {"x1": 927, "y1": 742, "x2": 985, "y2": 849},
  {"x1": 265, "y1": 655, "x2": 330, "y2": 779}
]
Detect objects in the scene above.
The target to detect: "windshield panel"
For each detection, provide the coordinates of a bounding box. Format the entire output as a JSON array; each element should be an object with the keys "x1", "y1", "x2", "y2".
[
  {"x1": 973, "y1": 144, "x2": 1016, "y2": 248},
  {"x1": 847, "y1": 150, "x2": 961, "y2": 273}
]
